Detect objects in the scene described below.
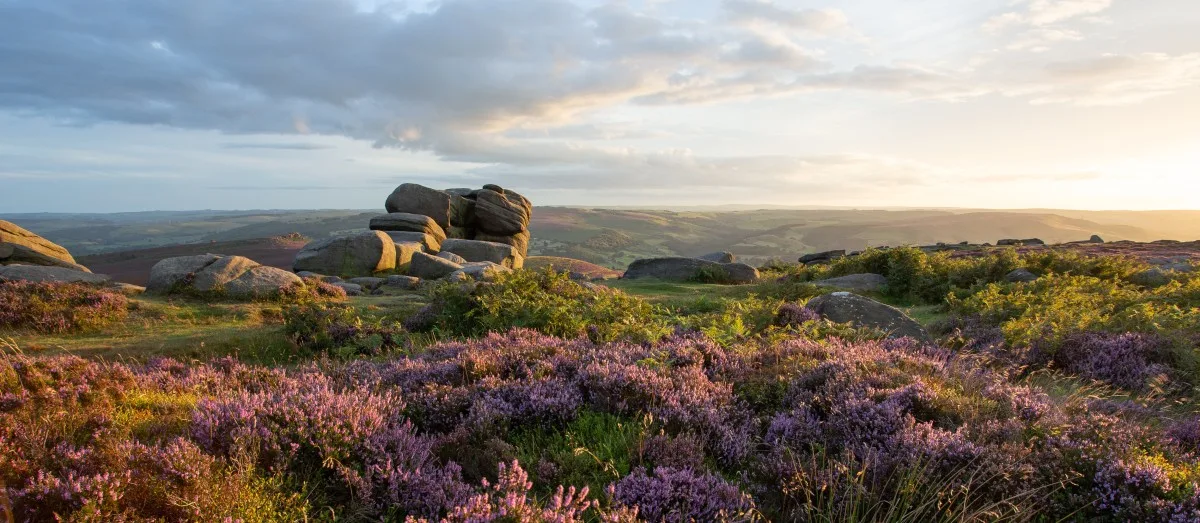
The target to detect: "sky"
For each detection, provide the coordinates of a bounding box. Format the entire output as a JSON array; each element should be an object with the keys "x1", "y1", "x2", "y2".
[{"x1": 1, "y1": 0, "x2": 1199, "y2": 212}]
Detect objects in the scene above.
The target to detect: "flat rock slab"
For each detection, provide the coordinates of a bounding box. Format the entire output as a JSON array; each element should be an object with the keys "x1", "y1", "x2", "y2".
[
  {"x1": 0, "y1": 265, "x2": 111, "y2": 284},
  {"x1": 806, "y1": 292, "x2": 930, "y2": 342},
  {"x1": 1, "y1": 219, "x2": 91, "y2": 272},
  {"x1": 439, "y1": 238, "x2": 521, "y2": 268},
  {"x1": 370, "y1": 212, "x2": 447, "y2": 242}
]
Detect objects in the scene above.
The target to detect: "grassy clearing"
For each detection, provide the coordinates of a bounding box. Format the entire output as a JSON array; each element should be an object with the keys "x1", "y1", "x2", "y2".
[{"x1": 1, "y1": 292, "x2": 428, "y2": 364}]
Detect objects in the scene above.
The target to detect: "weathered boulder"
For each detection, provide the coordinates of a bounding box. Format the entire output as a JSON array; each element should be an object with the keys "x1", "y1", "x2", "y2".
[
  {"x1": 721, "y1": 263, "x2": 760, "y2": 284},
  {"x1": 387, "y1": 232, "x2": 442, "y2": 253},
  {"x1": 223, "y1": 266, "x2": 305, "y2": 299},
  {"x1": 799, "y1": 250, "x2": 846, "y2": 265},
  {"x1": 815, "y1": 273, "x2": 887, "y2": 292},
  {"x1": 437, "y1": 251, "x2": 468, "y2": 264},
  {"x1": 439, "y1": 239, "x2": 522, "y2": 268},
  {"x1": 146, "y1": 254, "x2": 221, "y2": 293},
  {"x1": 623, "y1": 257, "x2": 758, "y2": 284},
  {"x1": 369, "y1": 213, "x2": 447, "y2": 242},
  {"x1": 1090, "y1": 235, "x2": 1105, "y2": 243},
  {"x1": 293, "y1": 231, "x2": 397, "y2": 278},
  {"x1": 474, "y1": 188, "x2": 531, "y2": 235},
  {"x1": 448, "y1": 194, "x2": 477, "y2": 229},
  {"x1": 0, "y1": 265, "x2": 111, "y2": 284},
  {"x1": 408, "y1": 251, "x2": 462, "y2": 280},
  {"x1": 0, "y1": 220, "x2": 91, "y2": 272},
  {"x1": 698, "y1": 251, "x2": 736, "y2": 263},
  {"x1": 147, "y1": 254, "x2": 302, "y2": 298},
  {"x1": 384, "y1": 183, "x2": 452, "y2": 229},
  {"x1": 1005, "y1": 268, "x2": 1039, "y2": 283},
  {"x1": 805, "y1": 292, "x2": 930, "y2": 341}
]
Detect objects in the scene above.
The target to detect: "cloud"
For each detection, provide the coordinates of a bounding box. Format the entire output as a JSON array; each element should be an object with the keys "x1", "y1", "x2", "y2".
[
  {"x1": 1016, "y1": 52, "x2": 1200, "y2": 105},
  {"x1": 724, "y1": 1, "x2": 850, "y2": 34},
  {"x1": 220, "y1": 143, "x2": 335, "y2": 151},
  {"x1": 985, "y1": 0, "x2": 1113, "y2": 31}
]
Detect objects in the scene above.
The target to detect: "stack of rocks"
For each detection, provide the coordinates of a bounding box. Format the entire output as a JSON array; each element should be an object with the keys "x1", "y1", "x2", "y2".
[
  {"x1": 292, "y1": 182, "x2": 533, "y2": 284},
  {"x1": 381, "y1": 183, "x2": 532, "y2": 258}
]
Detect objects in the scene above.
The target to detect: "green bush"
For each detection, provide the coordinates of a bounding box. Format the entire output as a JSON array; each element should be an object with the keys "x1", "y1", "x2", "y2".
[{"x1": 418, "y1": 269, "x2": 672, "y2": 343}]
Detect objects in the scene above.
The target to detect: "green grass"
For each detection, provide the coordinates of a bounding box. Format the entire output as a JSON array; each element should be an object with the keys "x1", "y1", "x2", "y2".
[{"x1": 2, "y1": 292, "x2": 428, "y2": 364}]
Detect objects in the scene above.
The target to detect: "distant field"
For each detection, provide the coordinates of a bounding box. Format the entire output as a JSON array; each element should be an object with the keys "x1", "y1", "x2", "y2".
[{"x1": 7, "y1": 207, "x2": 1200, "y2": 273}]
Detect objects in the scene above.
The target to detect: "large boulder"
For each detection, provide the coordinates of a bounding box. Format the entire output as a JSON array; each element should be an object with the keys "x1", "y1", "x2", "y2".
[
  {"x1": 293, "y1": 231, "x2": 397, "y2": 278},
  {"x1": 147, "y1": 254, "x2": 302, "y2": 298},
  {"x1": 0, "y1": 265, "x2": 111, "y2": 284},
  {"x1": 408, "y1": 251, "x2": 462, "y2": 280},
  {"x1": 815, "y1": 273, "x2": 887, "y2": 292},
  {"x1": 384, "y1": 183, "x2": 452, "y2": 229},
  {"x1": 369, "y1": 213, "x2": 447, "y2": 242},
  {"x1": 698, "y1": 251, "x2": 736, "y2": 263},
  {"x1": 474, "y1": 188, "x2": 531, "y2": 235},
  {"x1": 805, "y1": 292, "x2": 930, "y2": 342},
  {"x1": 623, "y1": 257, "x2": 758, "y2": 284},
  {"x1": 0, "y1": 220, "x2": 90, "y2": 272},
  {"x1": 439, "y1": 239, "x2": 522, "y2": 268},
  {"x1": 386, "y1": 231, "x2": 442, "y2": 253}
]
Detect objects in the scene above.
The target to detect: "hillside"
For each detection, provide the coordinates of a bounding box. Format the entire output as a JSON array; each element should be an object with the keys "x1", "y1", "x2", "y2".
[{"x1": 5, "y1": 207, "x2": 1197, "y2": 271}]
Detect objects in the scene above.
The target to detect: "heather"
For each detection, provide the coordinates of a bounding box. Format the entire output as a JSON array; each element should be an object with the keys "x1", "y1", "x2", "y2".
[
  {"x1": 0, "y1": 280, "x2": 129, "y2": 334},
  {"x1": 5, "y1": 328, "x2": 1200, "y2": 521}
]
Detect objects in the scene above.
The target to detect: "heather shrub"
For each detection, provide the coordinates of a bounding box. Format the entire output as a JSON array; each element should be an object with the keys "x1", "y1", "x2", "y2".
[
  {"x1": 0, "y1": 280, "x2": 129, "y2": 334},
  {"x1": 416, "y1": 268, "x2": 672, "y2": 343}
]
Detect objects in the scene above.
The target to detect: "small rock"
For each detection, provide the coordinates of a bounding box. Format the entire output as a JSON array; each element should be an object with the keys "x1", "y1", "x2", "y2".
[
  {"x1": 1090, "y1": 235, "x2": 1104, "y2": 243},
  {"x1": 347, "y1": 277, "x2": 386, "y2": 291},
  {"x1": 1004, "y1": 268, "x2": 1039, "y2": 283},
  {"x1": 385, "y1": 275, "x2": 421, "y2": 290},
  {"x1": 698, "y1": 251, "x2": 736, "y2": 263},
  {"x1": 333, "y1": 282, "x2": 363, "y2": 296}
]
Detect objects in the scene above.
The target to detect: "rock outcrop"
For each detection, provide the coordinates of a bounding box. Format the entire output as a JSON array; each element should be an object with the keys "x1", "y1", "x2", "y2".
[
  {"x1": 805, "y1": 292, "x2": 930, "y2": 341},
  {"x1": 623, "y1": 257, "x2": 759, "y2": 284},
  {"x1": 0, "y1": 220, "x2": 91, "y2": 272},
  {"x1": 147, "y1": 254, "x2": 302, "y2": 299},
  {"x1": 293, "y1": 230, "x2": 397, "y2": 278}
]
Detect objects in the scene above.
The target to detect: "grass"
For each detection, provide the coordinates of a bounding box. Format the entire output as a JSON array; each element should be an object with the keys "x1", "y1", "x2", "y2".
[{"x1": 1, "y1": 293, "x2": 429, "y2": 364}]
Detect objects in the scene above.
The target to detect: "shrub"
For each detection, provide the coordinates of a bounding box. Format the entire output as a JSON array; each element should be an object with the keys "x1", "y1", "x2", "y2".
[
  {"x1": 0, "y1": 280, "x2": 129, "y2": 334},
  {"x1": 415, "y1": 269, "x2": 672, "y2": 343}
]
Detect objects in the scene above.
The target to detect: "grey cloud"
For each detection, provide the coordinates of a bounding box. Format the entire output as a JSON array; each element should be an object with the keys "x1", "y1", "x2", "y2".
[
  {"x1": 724, "y1": 0, "x2": 850, "y2": 33},
  {"x1": 220, "y1": 143, "x2": 335, "y2": 151}
]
